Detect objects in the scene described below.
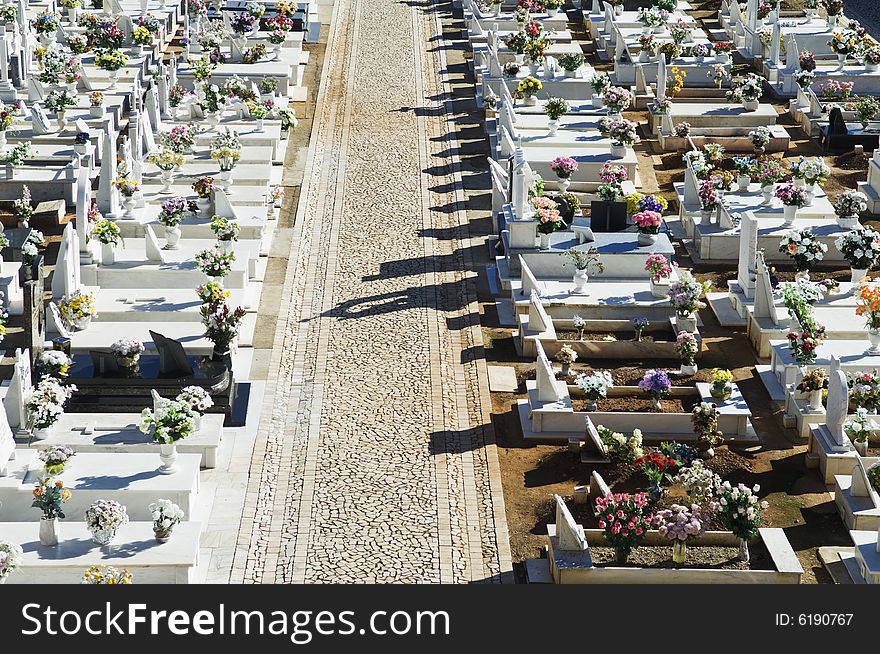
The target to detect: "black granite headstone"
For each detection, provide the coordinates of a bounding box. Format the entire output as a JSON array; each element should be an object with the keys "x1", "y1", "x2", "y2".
[
  {"x1": 89, "y1": 350, "x2": 120, "y2": 375},
  {"x1": 149, "y1": 330, "x2": 194, "y2": 376},
  {"x1": 590, "y1": 201, "x2": 628, "y2": 232},
  {"x1": 828, "y1": 107, "x2": 848, "y2": 135}
]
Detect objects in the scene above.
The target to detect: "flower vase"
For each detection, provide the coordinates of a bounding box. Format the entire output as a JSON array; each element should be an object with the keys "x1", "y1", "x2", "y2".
[
  {"x1": 591, "y1": 95, "x2": 604, "y2": 109},
  {"x1": 639, "y1": 50, "x2": 650, "y2": 63},
  {"x1": 649, "y1": 277, "x2": 670, "y2": 298},
  {"x1": 219, "y1": 168, "x2": 234, "y2": 190},
  {"x1": 610, "y1": 143, "x2": 626, "y2": 158},
  {"x1": 650, "y1": 397, "x2": 662, "y2": 410},
  {"x1": 854, "y1": 439, "x2": 868, "y2": 456},
  {"x1": 101, "y1": 242, "x2": 115, "y2": 266},
  {"x1": 44, "y1": 462, "x2": 66, "y2": 477},
  {"x1": 638, "y1": 232, "x2": 658, "y2": 246},
  {"x1": 538, "y1": 232, "x2": 551, "y2": 250},
  {"x1": 39, "y1": 517, "x2": 59, "y2": 547},
  {"x1": 88, "y1": 103, "x2": 103, "y2": 119},
  {"x1": 158, "y1": 443, "x2": 178, "y2": 475},
  {"x1": 564, "y1": 68, "x2": 577, "y2": 78},
  {"x1": 807, "y1": 389, "x2": 824, "y2": 412},
  {"x1": 868, "y1": 329, "x2": 880, "y2": 354},
  {"x1": 514, "y1": 53, "x2": 525, "y2": 65},
  {"x1": 91, "y1": 528, "x2": 117, "y2": 546},
  {"x1": 742, "y1": 99, "x2": 759, "y2": 111},
  {"x1": 614, "y1": 547, "x2": 629, "y2": 563},
  {"x1": 33, "y1": 426, "x2": 52, "y2": 441},
  {"x1": 782, "y1": 205, "x2": 797, "y2": 226},
  {"x1": 716, "y1": 52, "x2": 730, "y2": 64},
  {"x1": 560, "y1": 362, "x2": 570, "y2": 377},
  {"x1": 528, "y1": 63, "x2": 539, "y2": 76},
  {"x1": 547, "y1": 6, "x2": 558, "y2": 16},
  {"x1": 109, "y1": 70, "x2": 119, "y2": 89},
  {"x1": 584, "y1": 398, "x2": 598, "y2": 411},
  {"x1": 710, "y1": 384, "x2": 732, "y2": 402},
  {"x1": 73, "y1": 316, "x2": 91, "y2": 331},
  {"x1": 613, "y1": 4, "x2": 622, "y2": 15},
  {"x1": 851, "y1": 268, "x2": 868, "y2": 287},
  {"x1": 738, "y1": 539, "x2": 750, "y2": 562},
  {"x1": 68, "y1": 6, "x2": 79, "y2": 22},
  {"x1": 795, "y1": 270, "x2": 810, "y2": 282},
  {"x1": 677, "y1": 313, "x2": 697, "y2": 332},
  {"x1": 523, "y1": 95, "x2": 537, "y2": 106},
  {"x1": 868, "y1": 62, "x2": 880, "y2": 73},
  {"x1": 672, "y1": 540, "x2": 687, "y2": 564},
  {"x1": 255, "y1": 118, "x2": 265, "y2": 132},
  {"x1": 155, "y1": 528, "x2": 172, "y2": 543},
  {"x1": 56, "y1": 110, "x2": 67, "y2": 133},
  {"x1": 547, "y1": 119, "x2": 558, "y2": 136},
  {"x1": 558, "y1": 176, "x2": 570, "y2": 193},
  {"x1": 219, "y1": 239, "x2": 233, "y2": 254},
  {"x1": 736, "y1": 175, "x2": 750, "y2": 192},
  {"x1": 118, "y1": 354, "x2": 140, "y2": 368},
  {"x1": 0, "y1": 131, "x2": 6, "y2": 152},
  {"x1": 571, "y1": 268, "x2": 589, "y2": 294},
  {"x1": 164, "y1": 226, "x2": 182, "y2": 250},
  {"x1": 837, "y1": 214, "x2": 859, "y2": 228},
  {"x1": 761, "y1": 185, "x2": 773, "y2": 203},
  {"x1": 122, "y1": 196, "x2": 136, "y2": 219},
  {"x1": 160, "y1": 169, "x2": 174, "y2": 194},
  {"x1": 837, "y1": 53, "x2": 846, "y2": 69},
  {"x1": 700, "y1": 209, "x2": 712, "y2": 226},
  {"x1": 196, "y1": 197, "x2": 211, "y2": 214},
  {"x1": 680, "y1": 363, "x2": 698, "y2": 376}
]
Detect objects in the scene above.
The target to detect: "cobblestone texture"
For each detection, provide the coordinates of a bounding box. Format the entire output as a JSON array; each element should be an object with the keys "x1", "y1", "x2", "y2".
[{"x1": 231, "y1": 0, "x2": 511, "y2": 583}]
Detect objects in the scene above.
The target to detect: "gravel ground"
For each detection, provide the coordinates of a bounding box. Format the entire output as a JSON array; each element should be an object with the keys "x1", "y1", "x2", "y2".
[{"x1": 589, "y1": 544, "x2": 771, "y2": 570}]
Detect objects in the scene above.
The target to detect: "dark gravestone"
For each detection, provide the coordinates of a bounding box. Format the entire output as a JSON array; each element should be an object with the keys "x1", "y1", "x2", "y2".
[
  {"x1": 828, "y1": 107, "x2": 847, "y2": 135},
  {"x1": 89, "y1": 350, "x2": 120, "y2": 374},
  {"x1": 149, "y1": 330, "x2": 194, "y2": 376},
  {"x1": 590, "y1": 201, "x2": 628, "y2": 232},
  {"x1": 21, "y1": 255, "x2": 45, "y2": 366},
  {"x1": 821, "y1": 107, "x2": 880, "y2": 153}
]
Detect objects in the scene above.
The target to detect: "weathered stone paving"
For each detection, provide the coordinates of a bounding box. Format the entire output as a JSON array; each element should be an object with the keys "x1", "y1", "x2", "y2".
[{"x1": 231, "y1": 0, "x2": 512, "y2": 583}]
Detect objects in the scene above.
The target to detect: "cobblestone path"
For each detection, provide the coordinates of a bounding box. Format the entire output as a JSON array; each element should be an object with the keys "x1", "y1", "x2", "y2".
[{"x1": 231, "y1": 0, "x2": 512, "y2": 583}]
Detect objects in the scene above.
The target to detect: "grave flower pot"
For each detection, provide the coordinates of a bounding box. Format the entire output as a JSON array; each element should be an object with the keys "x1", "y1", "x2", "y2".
[
  {"x1": 122, "y1": 196, "x2": 136, "y2": 220},
  {"x1": 736, "y1": 174, "x2": 750, "y2": 192},
  {"x1": 639, "y1": 50, "x2": 650, "y2": 63},
  {"x1": 610, "y1": 143, "x2": 626, "y2": 158},
  {"x1": 514, "y1": 53, "x2": 524, "y2": 65},
  {"x1": 117, "y1": 353, "x2": 140, "y2": 368},
  {"x1": 0, "y1": 131, "x2": 6, "y2": 152},
  {"x1": 851, "y1": 268, "x2": 868, "y2": 287},
  {"x1": 564, "y1": 68, "x2": 577, "y2": 78},
  {"x1": 868, "y1": 329, "x2": 880, "y2": 354},
  {"x1": 523, "y1": 95, "x2": 537, "y2": 107},
  {"x1": 33, "y1": 427, "x2": 53, "y2": 441},
  {"x1": 761, "y1": 185, "x2": 773, "y2": 203},
  {"x1": 100, "y1": 242, "x2": 115, "y2": 266},
  {"x1": 547, "y1": 7, "x2": 558, "y2": 16},
  {"x1": 66, "y1": 81, "x2": 77, "y2": 94},
  {"x1": 837, "y1": 54, "x2": 846, "y2": 69},
  {"x1": 547, "y1": 119, "x2": 559, "y2": 136},
  {"x1": 91, "y1": 527, "x2": 117, "y2": 546},
  {"x1": 164, "y1": 226, "x2": 182, "y2": 250},
  {"x1": 538, "y1": 233, "x2": 551, "y2": 250},
  {"x1": 73, "y1": 315, "x2": 92, "y2": 330},
  {"x1": 255, "y1": 118, "x2": 265, "y2": 132},
  {"x1": 56, "y1": 110, "x2": 67, "y2": 132},
  {"x1": 715, "y1": 53, "x2": 730, "y2": 64},
  {"x1": 109, "y1": 70, "x2": 119, "y2": 89},
  {"x1": 782, "y1": 205, "x2": 797, "y2": 226},
  {"x1": 738, "y1": 539, "x2": 750, "y2": 562},
  {"x1": 154, "y1": 528, "x2": 172, "y2": 543},
  {"x1": 90, "y1": 104, "x2": 104, "y2": 118},
  {"x1": 44, "y1": 461, "x2": 67, "y2": 477},
  {"x1": 837, "y1": 214, "x2": 859, "y2": 229},
  {"x1": 680, "y1": 363, "x2": 698, "y2": 376},
  {"x1": 591, "y1": 94, "x2": 604, "y2": 108},
  {"x1": 74, "y1": 143, "x2": 87, "y2": 156},
  {"x1": 699, "y1": 209, "x2": 712, "y2": 225},
  {"x1": 219, "y1": 239, "x2": 234, "y2": 254},
  {"x1": 742, "y1": 99, "x2": 759, "y2": 112},
  {"x1": 39, "y1": 517, "x2": 60, "y2": 547},
  {"x1": 160, "y1": 170, "x2": 175, "y2": 194},
  {"x1": 67, "y1": 6, "x2": 79, "y2": 22},
  {"x1": 793, "y1": 177, "x2": 805, "y2": 189},
  {"x1": 807, "y1": 389, "x2": 824, "y2": 413},
  {"x1": 649, "y1": 276, "x2": 670, "y2": 298},
  {"x1": 196, "y1": 197, "x2": 211, "y2": 214},
  {"x1": 528, "y1": 63, "x2": 539, "y2": 76},
  {"x1": 572, "y1": 268, "x2": 589, "y2": 294},
  {"x1": 158, "y1": 443, "x2": 178, "y2": 475},
  {"x1": 637, "y1": 232, "x2": 658, "y2": 246},
  {"x1": 557, "y1": 176, "x2": 570, "y2": 193},
  {"x1": 795, "y1": 270, "x2": 810, "y2": 282},
  {"x1": 854, "y1": 439, "x2": 869, "y2": 456},
  {"x1": 672, "y1": 540, "x2": 687, "y2": 564},
  {"x1": 710, "y1": 383, "x2": 732, "y2": 401},
  {"x1": 677, "y1": 313, "x2": 697, "y2": 332}
]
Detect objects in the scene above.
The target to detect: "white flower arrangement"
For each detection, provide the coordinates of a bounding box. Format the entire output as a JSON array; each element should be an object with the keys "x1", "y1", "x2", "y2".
[
  {"x1": 575, "y1": 371, "x2": 614, "y2": 400},
  {"x1": 110, "y1": 337, "x2": 145, "y2": 358},
  {"x1": 85, "y1": 499, "x2": 129, "y2": 532},
  {"x1": 844, "y1": 407, "x2": 874, "y2": 443},
  {"x1": 37, "y1": 350, "x2": 71, "y2": 378},
  {"x1": 0, "y1": 541, "x2": 24, "y2": 580},
  {"x1": 150, "y1": 498, "x2": 185, "y2": 533},
  {"x1": 176, "y1": 386, "x2": 213, "y2": 414},
  {"x1": 835, "y1": 226, "x2": 880, "y2": 270},
  {"x1": 555, "y1": 344, "x2": 577, "y2": 365},
  {"x1": 139, "y1": 399, "x2": 196, "y2": 444},
  {"x1": 673, "y1": 459, "x2": 721, "y2": 506},
  {"x1": 25, "y1": 376, "x2": 76, "y2": 429}
]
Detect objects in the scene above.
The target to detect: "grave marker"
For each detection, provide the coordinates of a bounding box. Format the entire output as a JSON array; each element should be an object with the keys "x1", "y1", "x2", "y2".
[
  {"x1": 535, "y1": 340, "x2": 565, "y2": 404},
  {"x1": 553, "y1": 494, "x2": 587, "y2": 551}
]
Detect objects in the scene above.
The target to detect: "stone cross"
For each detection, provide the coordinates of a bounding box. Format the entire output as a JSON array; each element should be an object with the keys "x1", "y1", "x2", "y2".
[
  {"x1": 535, "y1": 340, "x2": 566, "y2": 403},
  {"x1": 736, "y1": 211, "x2": 758, "y2": 300},
  {"x1": 553, "y1": 494, "x2": 587, "y2": 551},
  {"x1": 825, "y1": 356, "x2": 847, "y2": 447},
  {"x1": 4, "y1": 347, "x2": 32, "y2": 432}
]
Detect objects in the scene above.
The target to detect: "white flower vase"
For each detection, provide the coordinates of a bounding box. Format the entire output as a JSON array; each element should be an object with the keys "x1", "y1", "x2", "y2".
[
  {"x1": 558, "y1": 177, "x2": 570, "y2": 193},
  {"x1": 122, "y1": 196, "x2": 136, "y2": 219},
  {"x1": 793, "y1": 177, "x2": 805, "y2": 189},
  {"x1": 56, "y1": 110, "x2": 67, "y2": 133},
  {"x1": 782, "y1": 205, "x2": 797, "y2": 226},
  {"x1": 158, "y1": 443, "x2": 178, "y2": 475},
  {"x1": 514, "y1": 53, "x2": 525, "y2": 65},
  {"x1": 736, "y1": 175, "x2": 750, "y2": 192},
  {"x1": 716, "y1": 53, "x2": 730, "y2": 64},
  {"x1": 68, "y1": 6, "x2": 79, "y2": 22},
  {"x1": 680, "y1": 363, "x2": 698, "y2": 376},
  {"x1": 639, "y1": 50, "x2": 650, "y2": 63},
  {"x1": 854, "y1": 439, "x2": 869, "y2": 456},
  {"x1": 160, "y1": 169, "x2": 174, "y2": 194},
  {"x1": 610, "y1": 143, "x2": 626, "y2": 158},
  {"x1": 614, "y1": 4, "x2": 622, "y2": 15},
  {"x1": 164, "y1": 226, "x2": 182, "y2": 250},
  {"x1": 795, "y1": 270, "x2": 810, "y2": 282},
  {"x1": 109, "y1": 70, "x2": 119, "y2": 89},
  {"x1": 837, "y1": 214, "x2": 859, "y2": 228},
  {"x1": 700, "y1": 209, "x2": 713, "y2": 226},
  {"x1": 89, "y1": 103, "x2": 103, "y2": 119},
  {"x1": 39, "y1": 517, "x2": 59, "y2": 547},
  {"x1": 827, "y1": 15, "x2": 838, "y2": 27},
  {"x1": 91, "y1": 527, "x2": 117, "y2": 546},
  {"x1": 868, "y1": 329, "x2": 880, "y2": 354},
  {"x1": 101, "y1": 242, "x2": 116, "y2": 266},
  {"x1": 547, "y1": 7, "x2": 558, "y2": 16},
  {"x1": 33, "y1": 426, "x2": 52, "y2": 441},
  {"x1": 838, "y1": 53, "x2": 846, "y2": 69},
  {"x1": 742, "y1": 99, "x2": 759, "y2": 112},
  {"x1": 73, "y1": 316, "x2": 92, "y2": 331},
  {"x1": 193, "y1": 413, "x2": 203, "y2": 432},
  {"x1": 807, "y1": 389, "x2": 824, "y2": 412},
  {"x1": 591, "y1": 95, "x2": 604, "y2": 109},
  {"x1": 255, "y1": 118, "x2": 265, "y2": 132},
  {"x1": 219, "y1": 168, "x2": 234, "y2": 190},
  {"x1": 571, "y1": 268, "x2": 589, "y2": 295},
  {"x1": 650, "y1": 276, "x2": 670, "y2": 298},
  {"x1": 761, "y1": 185, "x2": 773, "y2": 204},
  {"x1": 523, "y1": 95, "x2": 537, "y2": 106},
  {"x1": 637, "y1": 232, "x2": 658, "y2": 246},
  {"x1": 677, "y1": 313, "x2": 697, "y2": 332},
  {"x1": 564, "y1": 68, "x2": 577, "y2": 78},
  {"x1": 528, "y1": 63, "x2": 539, "y2": 76},
  {"x1": 851, "y1": 268, "x2": 868, "y2": 287},
  {"x1": 539, "y1": 232, "x2": 551, "y2": 250},
  {"x1": 0, "y1": 131, "x2": 7, "y2": 152},
  {"x1": 547, "y1": 119, "x2": 558, "y2": 136}
]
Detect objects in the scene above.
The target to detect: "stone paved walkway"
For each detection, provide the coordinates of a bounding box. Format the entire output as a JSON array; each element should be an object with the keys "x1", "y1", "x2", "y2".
[{"x1": 231, "y1": 0, "x2": 512, "y2": 583}]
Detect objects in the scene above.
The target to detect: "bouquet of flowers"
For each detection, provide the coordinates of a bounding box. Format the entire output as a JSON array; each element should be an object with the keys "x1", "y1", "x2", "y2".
[
  {"x1": 834, "y1": 190, "x2": 868, "y2": 218},
  {"x1": 110, "y1": 337, "x2": 144, "y2": 359},
  {"x1": 210, "y1": 215, "x2": 241, "y2": 242},
  {"x1": 606, "y1": 117, "x2": 638, "y2": 145},
  {"x1": 603, "y1": 86, "x2": 634, "y2": 113},
  {"x1": 823, "y1": 0, "x2": 844, "y2": 15},
  {"x1": 187, "y1": 56, "x2": 216, "y2": 82},
  {"x1": 639, "y1": 369, "x2": 671, "y2": 402},
  {"x1": 669, "y1": 19, "x2": 691, "y2": 45},
  {"x1": 818, "y1": 79, "x2": 854, "y2": 99},
  {"x1": 714, "y1": 40, "x2": 734, "y2": 54},
  {"x1": 94, "y1": 50, "x2": 128, "y2": 71},
  {"x1": 503, "y1": 31, "x2": 528, "y2": 54},
  {"x1": 176, "y1": 386, "x2": 213, "y2": 414},
  {"x1": 58, "y1": 289, "x2": 96, "y2": 324},
  {"x1": 147, "y1": 148, "x2": 184, "y2": 172},
  {"x1": 856, "y1": 280, "x2": 880, "y2": 330},
  {"x1": 37, "y1": 350, "x2": 71, "y2": 379},
  {"x1": 674, "y1": 460, "x2": 721, "y2": 506},
  {"x1": 654, "y1": 503, "x2": 706, "y2": 543},
  {"x1": 523, "y1": 35, "x2": 549, "y2": 63},
  {"x1": 549, "y1": 156, "x2": 577, "y2": 179},
  {"x1": 85, "y1": 499, "x2": 129, "y2": 533},
  {"x1": 835, "y1": 227, "x2": 880, "y2": 270},
  {"x1": 698, "y1": 180, "x2": 720, "y2": 212},
  {"x1": 557, "y1": 53, "x2": 584, "y2": 71},
  {"x1": 779, "y1": 228, "x2": 828, "y2": 271},
  {"x1": 675, "y1": 331, "x2": 699, "y2": 365},
  {"x1": 44, "y1": 89, "x2": 76, "y2": 114},
  {"x1": 636, "y1": 451, "x2": 677, "y2": 498},
  {"x1": 597, "y1": 426, "x2": 644, "y2": 462},
  {"x1": 751, "y1": 157, "x2": 784, "y2": 189},
  {"x1": 38, "y1": 445, "x2": 75, "y2": 475},
  {"x1": 787, "y1": 328, "x2": 825, "y2": 365},
  {"x1": 139, "y1": 399, "x2": 197, "y2": 444},
  {"x1": 588, "y1": 72, "x2": 611, "y2": 95},
  {"x1": 794, "y1": 69, "x2": 815, "y2": 90},
  {"x1": 517, "y1": 76, "x2": 542, "y2": 98},
  {"x1": 266, "y1": 14, "x2": 295, "y2": 32},
  {"x1": 749, "y1": 126, "x2": 771, "y2": 150},
  {"x1": 196, "y1": 281, "x2": 230, "y2": 306},
  {"x1": 667, "y1": 272, "x2": 711, "y2": 316},
  {"x1": 670, "y1": 121, "x2": 690, "y2": 138},
  {"x1": 774, "y1": 182, "x2": 808, "y2": 207},
  {"x1": 651, "y1": 96, "x2": 671, "y2": 115},
  {"x1": 193, "y1": 176, "x2": 218, "y2": 199},
  {"x1": 150, "y1": 499, "x2": 185, "y2": 537},
  {"x1": 714, "y1": 481, "x2": 769, "y2": 541},
  {"x1": 645, "y1": 253, "x2": 673, "y2": 281},
  {"x1": 780, "y1": 280, "x2": 822, "y2": 324},
  {"x1": 565, "y1": 247, "x2": 604, "y2": 273},
  {"x1": 158, "y1": 196, "x2": 188, "y2": 228},
  {"x1": 132, "y1": 25, "x2": 152, "y2": 46},
  {"x1": 82, "y1": 565, "x2": 133, "y2": 584},
  {"x1": 796, "y1": 367, "x2": 828, "y2": 393},
  {"x1": 848, "y1": 370, "x2": 880, "y2": 410},
  {"x1": 690, "y1": 43, "x2": 709, "y2": 59},
  {"x1": 828, "y1": 31, "x2": 858, "y2": 56},
  {"x1": 544, "y1": 97, "x2": 569, "y2": 122},
  {"x1": 92, "y1": 218, "x2": 122, "y2": 246},
  {"x1": 845, "y1": 407, "x2": 874, "y2": 445},
  {"x1": 32, "y1": 478, "x2": 72, "y2": 519},
  {"x1": 632, "y1": 210, "x2": 662, "y2": 235},
  {"x1": 200, "y1": 301, "x2": 247, "y2": 352},
  {"x1": 33, "y1": 11, "x2": 60, "y2": 34},
  {"x1": 575, "y1": 371, "x2": 614, "y2": 402},
  {"x1": 855, "y1": 97, "x2": 879, "y2": 127},
  {"x1": 556, "y1": 345, "x2": 577, "y2": 367},
  {"x1": 593, "y1": 492, "x2": 653, "y2": 562},
  {"x1": 160, "y1": 125, "x2": 197, "y2": 153},
  {"x1": 533, "y1": 196, "x2": 563, "y2": 234},
  {"x1": 112, "y1": 178, "x2": 139, "y2": 198},
  {"x1": 169, "y1": 84, "x2": 193, "y2": 108},
  {"x1": 230, "y1": 12, "x2": 257, "y2": 35},
  {"x1": 26, "y1": 377, "x2": 76, "y2": 430},
  {"x1": 726, "y1": 73, "x2": 763, "y2": 103},
  {"x1": 195, "y1": 248, "x2": 235, "y2": 278},
  {"x1": 245, "y1": 0, "x2": 265, "y2": 18},
  {"x1": 0, "y1": 541, "x2": 23, "y2": 581},
  {"x1": 637, "y1": 6, "x2": 666, "y2": 27}
]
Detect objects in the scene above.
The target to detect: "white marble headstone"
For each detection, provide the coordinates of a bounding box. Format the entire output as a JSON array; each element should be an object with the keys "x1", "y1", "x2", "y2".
[
  {"x1": 825, "y1": 355, "x2": 847, "y2": 447},
  {"x1": 553, "y1": 494, "x2": 587, "y2": 551},
  {"x1": 535, "y1": 340, "x2": 566, "y2": 403},
  {"x1": 527, "y1": 290, "x2": 551, "y2": 333},
  {"x1": 213, "y1": 189, "x2": 240, "y2": 220},
  {"x1": 519, "y1": 255, "x2": 541, "y2": 299},
  {"x1": 145, "y1": 226, "x2": 166, "y2": 263},
  {"x1": 4, "y1": 348, "x2": 32, "y2": 431},
  {"x1": 753, "y1": 251, "x2": 781, "y2": 325},
  {"x1": 736, "y1": 212, "x2": 758, "y2": 300},
  {"x1": 47, "y1": 302, "x2": 72, "y2": 338},
  {"x1": 30, "y1": 102, "x2": 50, "y2": 135}
]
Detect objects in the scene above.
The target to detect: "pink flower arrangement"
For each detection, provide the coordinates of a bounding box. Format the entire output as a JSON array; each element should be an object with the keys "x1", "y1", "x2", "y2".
[
  {"x1": 549, "y1": 156, "x2": 578, "y2": 179},
  {"x1": 819, "y1": 80, "x2": 854, "y2": 99},
  {"x1": 645, "y1": 253, "x2": 674, "y2": 281},
  {"x1": 774, "y1": 182, "x2": 808, "y2": 207},
  {"x1": 673, "y1": 121, "x2": 691, "y2": 138},
  {"x1": 524, "y1": 18, "x2": 542, "y2": 37},
  {"x1": 632, "y1": 210, "x2": 662, "y2": 234},
  {"x1": 698, "y1": 179, "x2": 720, "y2": 211},
  {"x1": 599, "y1": 162, "x2": 628, "y2": 185},
  {"x1": 594, "y1": 492, "x2": 653, "y2": 561}
]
